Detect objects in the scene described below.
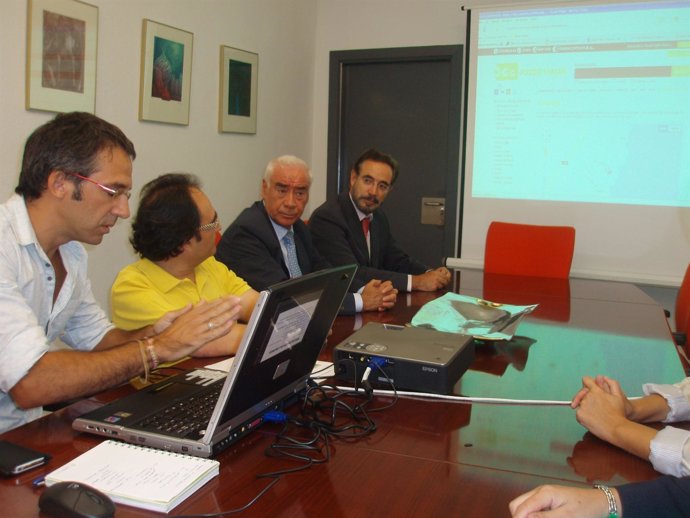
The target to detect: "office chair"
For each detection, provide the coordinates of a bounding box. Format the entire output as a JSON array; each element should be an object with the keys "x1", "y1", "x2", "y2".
[
  {"x1": 484, "y1": 221, "x2": 576, "y2": 279},
  {"x1": 483, "y1": 273, "x2": 571, "y2": 322},
  {"x1": 670, "y1": 263, "x2": 690, "y2": 349}
]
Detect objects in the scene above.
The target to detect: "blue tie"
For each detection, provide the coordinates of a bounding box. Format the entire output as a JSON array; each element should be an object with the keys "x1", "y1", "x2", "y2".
[{"x1": 283, "y1": 230, "x2": 302, "y2": 278}]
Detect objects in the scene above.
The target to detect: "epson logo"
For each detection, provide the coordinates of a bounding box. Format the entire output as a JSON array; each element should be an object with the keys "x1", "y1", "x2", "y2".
[{"x1": 421, "y1": 366, "x2": 438, "y2": 373}]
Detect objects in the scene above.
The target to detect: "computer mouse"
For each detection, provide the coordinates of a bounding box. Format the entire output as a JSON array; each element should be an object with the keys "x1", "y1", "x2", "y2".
[{"x1": 38, "y1": 481, "x2": 115, "y2": 518}]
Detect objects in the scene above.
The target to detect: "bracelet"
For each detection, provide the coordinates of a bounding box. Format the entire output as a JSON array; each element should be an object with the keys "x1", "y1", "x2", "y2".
[
  {"x1": 146, "y1": 338, "x2": 160, "y2": 370},
  {"x1": 136, "y1": 339, "x2": 149, "y2": 384},
  {"x1": 594, "y1": 484, "x2": 618, "y2": 518}
]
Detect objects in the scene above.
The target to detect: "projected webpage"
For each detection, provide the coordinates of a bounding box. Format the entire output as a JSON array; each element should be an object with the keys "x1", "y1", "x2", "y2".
[{"x1": 471, "y1": 1, "x2": 690, "y2": 207}]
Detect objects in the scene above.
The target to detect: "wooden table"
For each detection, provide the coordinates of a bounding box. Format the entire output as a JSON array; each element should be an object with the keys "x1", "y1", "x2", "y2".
[{"x1": 2, "y1": 270, "x2": 686, "y2": 517}]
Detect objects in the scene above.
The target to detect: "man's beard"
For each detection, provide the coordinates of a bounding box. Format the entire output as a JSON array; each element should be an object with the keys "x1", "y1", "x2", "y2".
[{"x1": 356, "y1": 195, "x2": 379, "y2": 214}]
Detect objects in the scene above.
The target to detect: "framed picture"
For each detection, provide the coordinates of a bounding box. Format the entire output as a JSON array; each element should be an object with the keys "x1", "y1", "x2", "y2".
[
  {"x1": 25, "y1": 0, "x2": 98, "y2": 114},
  {"x1": 219, "y1": 45, "x2": 258, "y2": 134},
  {"x1": 139, "y1": 19, "x2": 193, "y2": 125}
]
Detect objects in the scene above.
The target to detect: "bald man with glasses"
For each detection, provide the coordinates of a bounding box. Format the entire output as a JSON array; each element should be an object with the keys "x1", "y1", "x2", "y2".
[
  {"x1": 309, "y1": 148, "x2": 451, "y2": 293},
  {"x1": 0, "y1": 113, "x2": 240, "y2": 434}
]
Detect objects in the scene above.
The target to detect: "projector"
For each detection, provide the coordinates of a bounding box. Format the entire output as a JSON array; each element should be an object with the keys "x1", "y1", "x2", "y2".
[{"x1": 333, "y1": 323, "x2": 475, "y2": 394}]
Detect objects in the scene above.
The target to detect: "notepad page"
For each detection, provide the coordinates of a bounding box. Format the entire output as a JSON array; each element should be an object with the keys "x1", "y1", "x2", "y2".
[{"x1": 45, "y1": 440, "x2": 219, "y2": 512}]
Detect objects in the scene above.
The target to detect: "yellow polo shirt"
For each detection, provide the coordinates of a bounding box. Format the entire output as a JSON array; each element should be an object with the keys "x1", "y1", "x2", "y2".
[{"x1": 111, "y1": 257, "x2": 252, "y2": 330}]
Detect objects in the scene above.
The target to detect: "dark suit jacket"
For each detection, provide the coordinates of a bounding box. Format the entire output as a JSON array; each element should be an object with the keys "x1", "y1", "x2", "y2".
[
  {"x1": 309, "y1": 193, "x2": 428, "y2": 292},
  {"x1": 215, "y1": 201, "x2": 359, "y2": 314},
  {"x1": 617, "y1": 475, "x2": 690, "y2": 518}
]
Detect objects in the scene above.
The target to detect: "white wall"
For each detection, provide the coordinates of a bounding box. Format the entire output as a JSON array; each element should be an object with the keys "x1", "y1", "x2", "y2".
[
  {"x1": 1, "y1": 0, "x2": 317, "y2": 310},
  {"x1": 0, "y1": 0, "x2": 678, "y2": 317},
  {"x1": 0, "y1": 0, "x2": 471, "y2": 311},
  {"x1": 309, "y1": 0, "x2": 468, "y2": 207}
]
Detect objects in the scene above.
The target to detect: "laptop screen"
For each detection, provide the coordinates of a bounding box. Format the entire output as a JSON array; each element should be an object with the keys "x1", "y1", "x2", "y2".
[{"x1": 207, "y1": 264, "x2": 355, "y2": 439}]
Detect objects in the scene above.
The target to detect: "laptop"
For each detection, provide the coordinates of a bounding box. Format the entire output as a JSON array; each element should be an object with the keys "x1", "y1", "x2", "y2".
[{"x1": 73, "y1": 264, "x2": 356, "y2": 458}]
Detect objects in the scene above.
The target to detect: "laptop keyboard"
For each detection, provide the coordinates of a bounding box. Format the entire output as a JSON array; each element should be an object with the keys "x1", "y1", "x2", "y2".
[{"x1": 138, "y1": 382, "x2": 223, "y2": 438}]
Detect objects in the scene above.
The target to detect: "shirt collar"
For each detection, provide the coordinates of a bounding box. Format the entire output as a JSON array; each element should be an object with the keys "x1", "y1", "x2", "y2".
[
  {"x1": 7, "y1": 194, "x2": 40, "y2": 248},
  {"x1": 135, "y1": 257, "x2": 211, "y2": 294},
  {"x1": 267, "y1": 213, "x2": 292, "y2": 241}
]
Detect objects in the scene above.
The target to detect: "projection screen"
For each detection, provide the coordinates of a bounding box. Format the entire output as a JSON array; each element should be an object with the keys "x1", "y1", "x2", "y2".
[{"x1": 461, "y1": 0, "x2": 690, "y2": 285}]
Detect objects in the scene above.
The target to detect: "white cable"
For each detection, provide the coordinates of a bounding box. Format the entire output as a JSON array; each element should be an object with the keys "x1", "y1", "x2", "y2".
[{"x1": 335, "y1": 386, "x2": 571, "y2": 406}]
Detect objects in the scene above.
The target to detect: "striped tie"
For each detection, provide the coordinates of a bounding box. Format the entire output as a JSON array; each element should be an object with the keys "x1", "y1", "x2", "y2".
[{"x1": 283, "y1": 230, "x2": 302, "y2": 278}]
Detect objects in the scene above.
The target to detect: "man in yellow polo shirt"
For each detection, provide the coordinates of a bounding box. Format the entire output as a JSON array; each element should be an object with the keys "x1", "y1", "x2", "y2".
[{"x1": 111, "y1": 173, "x2": 259, "y2": 356}]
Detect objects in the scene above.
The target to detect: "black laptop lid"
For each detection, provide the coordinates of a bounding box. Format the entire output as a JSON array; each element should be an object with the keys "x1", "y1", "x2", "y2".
[{"x1": 210, "y1": 264, "x2": 356, "y2": 432}]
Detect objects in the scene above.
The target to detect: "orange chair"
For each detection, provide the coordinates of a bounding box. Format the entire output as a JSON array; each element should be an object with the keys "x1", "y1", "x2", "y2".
[
  {"x1": 484, "y1": 221, "x2": 576, "y2": 279},
  {"x1": 671, "y1": 263, "x2": 690, "y2": 350},
  {"x1": 483, "y1": 273, "x2": 571, "y2": 322}
]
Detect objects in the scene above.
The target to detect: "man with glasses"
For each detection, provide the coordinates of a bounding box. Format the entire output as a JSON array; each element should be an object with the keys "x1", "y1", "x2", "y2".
[
  {"x1": 215, "y1": 155, "x2": 397, "y2": 314},
  {"x1": 111, "y1": 173, "x2": 258, "y2": 355},
  {"x1": 309, "y1": 148, "x2": 451, "y2": 292},
  {"x1": 0, "y1": 113, "x2": 240, "y2": 433}
]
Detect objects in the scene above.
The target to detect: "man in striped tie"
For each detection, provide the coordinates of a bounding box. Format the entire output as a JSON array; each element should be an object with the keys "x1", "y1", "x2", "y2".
[{"x1": 216, "y1": 156, "x2": 397, "y2": 314}]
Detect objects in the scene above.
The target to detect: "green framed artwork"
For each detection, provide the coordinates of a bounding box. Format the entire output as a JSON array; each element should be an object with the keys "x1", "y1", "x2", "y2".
[
  {"x1": 139, "y1": 19, "x2": 193, "y2": 125},
  {"x1": 219, "y1": 45, "x2": 258, "y2": 134}
]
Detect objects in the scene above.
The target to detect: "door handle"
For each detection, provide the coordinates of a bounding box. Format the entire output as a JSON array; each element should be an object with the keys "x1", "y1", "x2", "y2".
[{"x1": 421, "y1": 197, "x2": 445, "y2": 226}]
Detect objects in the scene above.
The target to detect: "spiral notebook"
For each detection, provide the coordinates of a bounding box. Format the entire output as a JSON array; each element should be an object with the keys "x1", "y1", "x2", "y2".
[{"x1": 44, "y1": 440, "x2": 218, "y2": 513}]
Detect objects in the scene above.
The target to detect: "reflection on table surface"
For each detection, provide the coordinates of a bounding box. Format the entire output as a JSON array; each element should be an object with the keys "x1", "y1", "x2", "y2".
[
  {"x1": 325, "y1": 269, "x2": 685, "y2": 485},
  {"x1": 1, "y1": 270, "x2": 685, "y2": 517}
]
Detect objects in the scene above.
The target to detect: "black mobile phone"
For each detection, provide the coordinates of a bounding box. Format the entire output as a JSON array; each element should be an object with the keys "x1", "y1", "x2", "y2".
[{"x1": 0, "y1": 440, "x2": 51, "y2": 476}]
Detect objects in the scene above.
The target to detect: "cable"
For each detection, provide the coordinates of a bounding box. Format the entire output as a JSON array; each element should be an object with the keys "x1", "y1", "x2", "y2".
[
  {"x1": 333, "y1": 386, "x2": 573, "y2": 406},
  {"x1": 362, "y1": 359, "x2": 398, "y2": 412},
  {"x1": 299, "y1": 384, "x2": 378, "y2": 437},
  {"x1": 361, "y1": 356, "x2": 387, "y2": 382},
  {"x1": 170, "y1": 476, "x2": 280, "y2": 517},
  {"x1": 172, "y1": 363, "x2": 397, "y2": 517}
]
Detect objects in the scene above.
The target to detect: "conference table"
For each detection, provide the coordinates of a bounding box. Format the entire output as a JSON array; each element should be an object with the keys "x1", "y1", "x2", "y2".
[{"x1": 1, "y1": 269, "x2": 687, "y2": 517}]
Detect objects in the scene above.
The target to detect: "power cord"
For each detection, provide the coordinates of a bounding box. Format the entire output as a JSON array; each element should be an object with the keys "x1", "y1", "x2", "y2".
[
  {"x1": 170, "y1": 476, "x2": 279, "y2": 517},
  {"x1": 361, "y1": 356, "x2": 387, "y2": 395},
  {"x1": 170, "y1": 361, "x2": 398, "y2": 517}
]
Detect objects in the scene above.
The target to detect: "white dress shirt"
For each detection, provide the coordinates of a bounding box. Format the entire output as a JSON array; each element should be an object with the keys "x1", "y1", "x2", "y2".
[
  {"x1": 268, "y1": 216, "x2": 363, "y2": 312},
  {"x1": 0, "y1": 194, "x2": 113, "y2": 433},
  {"x1": 348, "y1": 194, "x2": 412, "y2": 292},
  {"x1": 643, "y1": 377, "x2": 690, "y2": 476}
]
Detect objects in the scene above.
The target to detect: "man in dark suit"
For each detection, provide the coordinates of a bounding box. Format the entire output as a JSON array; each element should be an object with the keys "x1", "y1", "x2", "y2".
[
  {"x1": 215, "y1": 155, "x2": 397, "y2": 315},
  {"x1": 309, "y1": 148, "x2": 451, "y2": 293}
]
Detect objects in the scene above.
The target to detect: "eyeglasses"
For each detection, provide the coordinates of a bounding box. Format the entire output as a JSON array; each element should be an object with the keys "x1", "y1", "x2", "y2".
[
  {"x1": 65, "y1": 172, "x2": 132, "y2": 200},
  {"x1": 359, "y1": 175, "x2": 391, "y2": 193},
  {"x1": 199, "y1": 214, "x2": 221, "y2": 232}
]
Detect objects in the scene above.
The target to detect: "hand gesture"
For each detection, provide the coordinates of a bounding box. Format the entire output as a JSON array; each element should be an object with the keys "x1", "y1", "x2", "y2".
[
  {"x1": 412, "y1": 267, "x2": 451, "y2": 292},
  {"x1": 362, "y1": 279, "x2": 398, "y2": 311},
  {"x1": 571, "y1": 375, "x2": 633, "y2": 444},
  {"x1": 151, "y1": 304, "x2": 193, "y2": 335},
  {"x1": 154, "y1": 296, "x2": 242, "y2": 362}
]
